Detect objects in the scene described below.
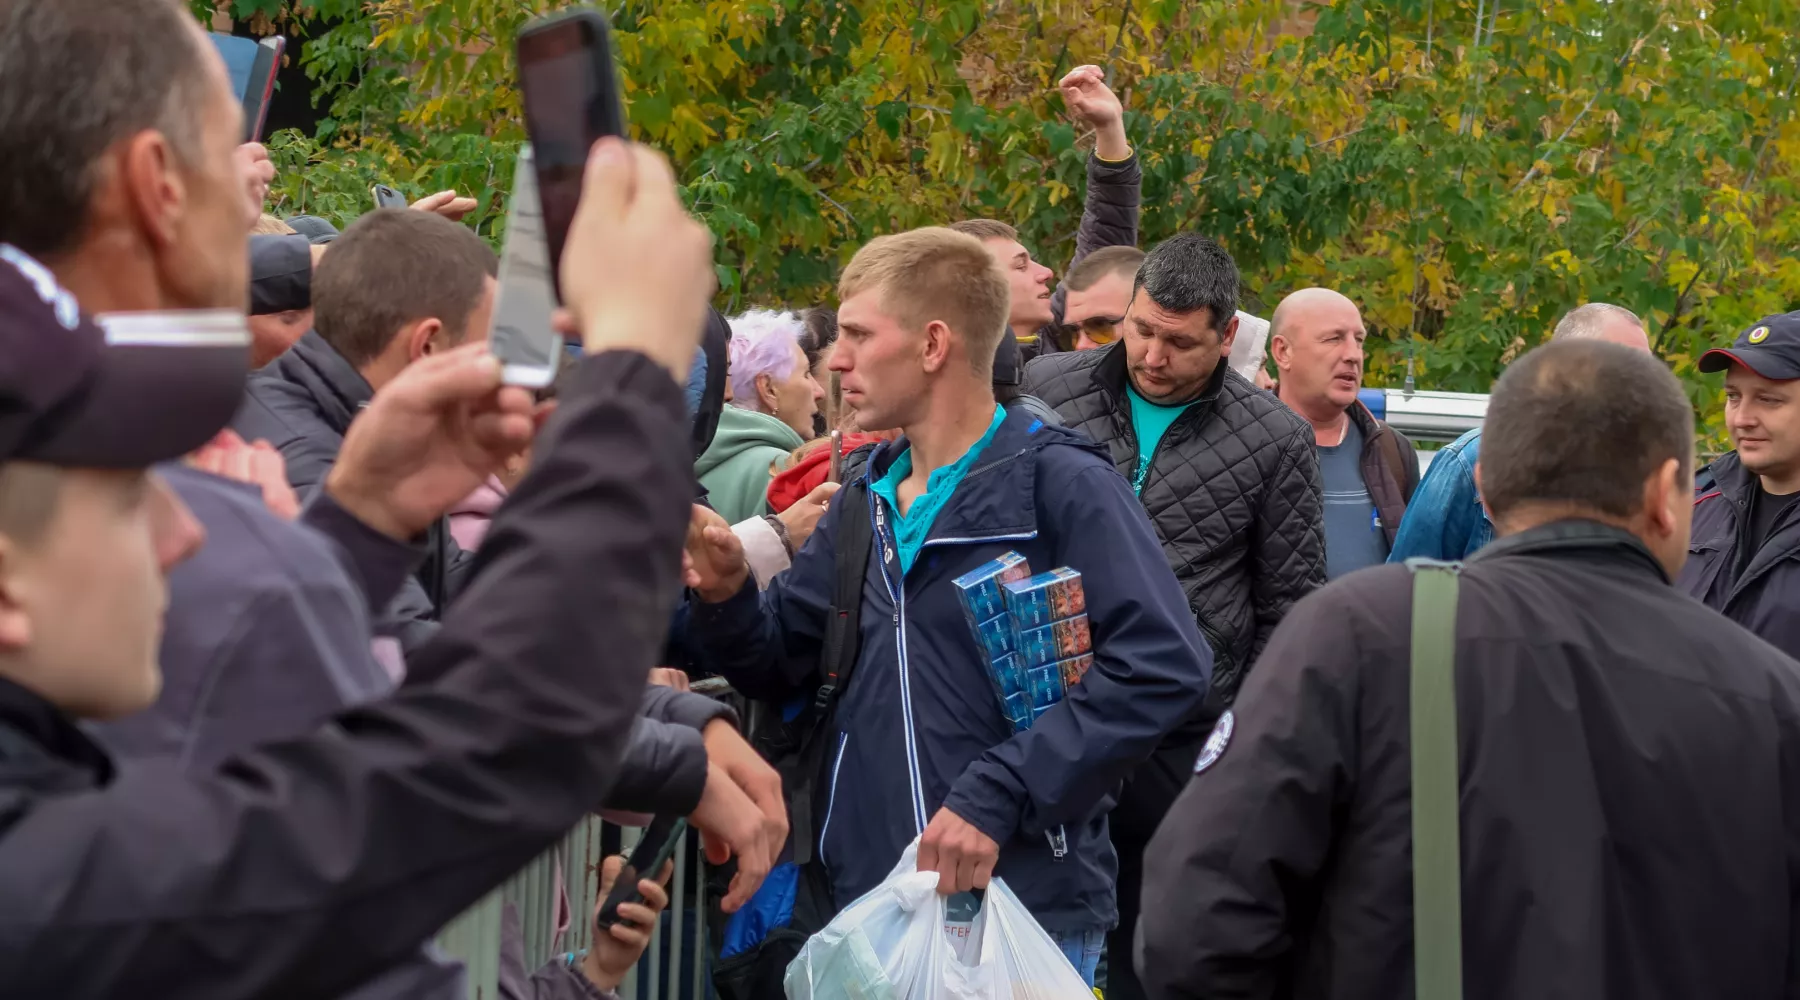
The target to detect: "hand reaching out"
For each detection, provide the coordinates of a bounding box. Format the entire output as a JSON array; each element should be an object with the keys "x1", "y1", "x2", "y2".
[
  {"x1": 325, "y1": 344, "x2": 538, "y2": 541},
  {"x1": 234, "y1": 142, "x2": 275, "y2": 227},
  {"x1": 774, "y1": 481, "x2": 840, "y2": 552},
  {"x1": 187, "y1": 430, "x2": 300, "y2": 520},
  {"x1": 683, "y1": 503, "x2": 750, "y2": 602},
  {"x1": 1058, "y1": 64, "x2": 1130, "y2": 161},
  {"x1": 409, "y1": 189, "x2": 480, "y2": 222},
  {"x1": 580, "y1": 855, "x2": 672, "y2": 992}
]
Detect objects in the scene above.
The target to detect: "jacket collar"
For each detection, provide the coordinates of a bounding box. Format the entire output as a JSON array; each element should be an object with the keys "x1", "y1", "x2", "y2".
[
  {"x1": 0, "y1": 675, "x2": 113, "y2": 785},
  {"x1": 1470, "y1": 518, "x2": 1670, "y2": 584},
  {"x1": 1702, "y1": 451, "x2": 1752, "y2": 505},
  {"x1": 1345, "y1": 399, "x2": 1382, "y2": 445},
  {"x1": 264, "y1": 329, "x2": 374, "y2": 436},
  {"x1": 864, "y1": 406, "x2": 1106, "y2": 547}
]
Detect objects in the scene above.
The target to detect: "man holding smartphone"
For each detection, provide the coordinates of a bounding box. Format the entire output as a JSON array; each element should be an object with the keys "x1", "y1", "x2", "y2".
[{"x1": 0, "y1": 4, "x2": 761, "y2": 999}]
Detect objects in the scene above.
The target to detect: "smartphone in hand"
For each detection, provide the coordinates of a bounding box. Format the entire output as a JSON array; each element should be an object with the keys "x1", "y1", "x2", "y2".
[
  {"x1": 828, "y1": 430, "x2": 845, "y2": 484},
  {"x1": 515, "y1": 8, "x2": 627, "y2": 304},
  {"x1": 486, "y1": 146, "x2": 562, "y2": 387},
  {"x1": 371, "y1": 183, "x2": 408, "y2": 210},
  {"x1": 596, "y1": 816, "x2": 686, "y2": 932}
]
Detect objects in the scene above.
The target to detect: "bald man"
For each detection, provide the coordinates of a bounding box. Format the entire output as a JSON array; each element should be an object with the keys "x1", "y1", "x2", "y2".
[
  {"x1": 1271, "y1": 288, "x2": 1419, "y2": 578},
  {"x1": 1388, "y1": 302, "x2": 1652, "y2": 562}
]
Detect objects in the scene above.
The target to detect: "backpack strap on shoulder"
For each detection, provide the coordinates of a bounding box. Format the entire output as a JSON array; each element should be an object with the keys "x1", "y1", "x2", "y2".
[
  {"x1": 788, "y1": 446, "x2": 876, "y2": 867},
  {"x1": 1406, "y1": 558, "x2": 1463, "y2": 1000}
]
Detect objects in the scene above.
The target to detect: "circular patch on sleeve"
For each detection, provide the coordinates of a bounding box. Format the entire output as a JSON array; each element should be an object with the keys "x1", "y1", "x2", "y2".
[{"x1": 1194, "y1": 710, "x2": 1235, "y2": 774}]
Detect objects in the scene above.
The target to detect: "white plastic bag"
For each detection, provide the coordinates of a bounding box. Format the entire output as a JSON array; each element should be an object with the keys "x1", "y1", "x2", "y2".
[{"x1": 784, "y1": 839, "x2": 1092, "y2": 1000}]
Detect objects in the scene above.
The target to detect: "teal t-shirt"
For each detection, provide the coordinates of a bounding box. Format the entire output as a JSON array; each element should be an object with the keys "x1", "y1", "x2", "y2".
[
  {"x1": 870, "y1": 404, "x2": 1008, "y2": 574},
  {"x1": 1125, "y1": 383, "x2": 1198, "y2": 494}
]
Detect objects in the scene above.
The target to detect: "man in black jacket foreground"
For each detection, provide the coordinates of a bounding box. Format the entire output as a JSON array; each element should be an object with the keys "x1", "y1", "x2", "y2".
[
  {"x1": 1139, "y1": 339, "x2": 1800, "y2": 999},
  {"x1": 0, "y1": 1, "x2": 740, "y2": 995}
]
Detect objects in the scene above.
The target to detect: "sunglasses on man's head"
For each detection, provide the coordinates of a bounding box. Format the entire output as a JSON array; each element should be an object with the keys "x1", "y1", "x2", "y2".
[{"x1": 1058, "y1": 316, "x2": 1124, "y2": 346}]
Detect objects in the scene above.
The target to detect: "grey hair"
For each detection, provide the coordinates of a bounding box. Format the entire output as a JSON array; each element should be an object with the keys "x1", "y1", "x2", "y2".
[
  {"x1": 1133, "y1": 233, "x2": 1240, "y2": 335},
  {"x1": 1552, "y1": 303, "x2": 1644, "y2": 342},
  {"x1": 0, "y1": 0, "x2": 212, "y2": 257}
]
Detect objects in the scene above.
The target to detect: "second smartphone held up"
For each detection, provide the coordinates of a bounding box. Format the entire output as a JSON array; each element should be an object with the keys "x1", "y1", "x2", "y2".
[{"x1": 515, "y1": 8, "x2": 628, "y2": 303}]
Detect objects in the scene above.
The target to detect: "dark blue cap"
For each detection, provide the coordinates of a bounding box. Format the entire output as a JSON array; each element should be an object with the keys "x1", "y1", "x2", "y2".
[
  {"x1": 1699, "y1": 311, "x2": 1800, "y2": 380},
  {"x1": 0, "y1": 245, "x2": 247, "y2": 467}
]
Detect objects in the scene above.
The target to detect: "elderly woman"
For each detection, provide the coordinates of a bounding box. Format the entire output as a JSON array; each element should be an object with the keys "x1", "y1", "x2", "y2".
[{"x1": 696, "y1": 309, "x2": 825, "y2": 523}]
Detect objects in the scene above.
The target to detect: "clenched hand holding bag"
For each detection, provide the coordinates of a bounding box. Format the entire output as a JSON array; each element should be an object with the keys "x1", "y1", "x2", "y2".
[{"x1": 785, "y1": 839, "x2": 1090, "y2": 1000}]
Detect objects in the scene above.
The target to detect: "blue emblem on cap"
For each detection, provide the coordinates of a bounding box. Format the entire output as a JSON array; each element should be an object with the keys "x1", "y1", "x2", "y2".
[{"x1": 1194, "y1": 710, "x2": 1234, "y2": 774}]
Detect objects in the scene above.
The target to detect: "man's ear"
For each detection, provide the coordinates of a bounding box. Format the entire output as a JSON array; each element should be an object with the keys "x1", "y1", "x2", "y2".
[
  {"x1": 920, "y1": 319, "x2": 952, "y2": 375},
  {"x1": 0, "y1": 538, "x2": 34, "y2": 653},
  {"x1": 114, "y1": 131, "x2": 187, "y2": 253},
  {"x1": 1643, "y1": 457, "x2": 1683, "y2": 539},
  {"x1": 1473, "y1": 461, "x2": 1492, "y2": 519},
  {"x1": 1269, "y1": 331, "x2": 1291, "y2": 371},
  {"x1": 407, "y1": 317, "x2": 446, "y2": 361},
  {"x1": 1218, "y1": 313, "x2": 1240, "y2": 356}
]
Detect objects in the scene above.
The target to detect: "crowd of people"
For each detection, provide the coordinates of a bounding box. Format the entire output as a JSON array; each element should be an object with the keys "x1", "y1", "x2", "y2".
[{"x1": 4, "y1": 1, "x2": 1800, "y2": 999}]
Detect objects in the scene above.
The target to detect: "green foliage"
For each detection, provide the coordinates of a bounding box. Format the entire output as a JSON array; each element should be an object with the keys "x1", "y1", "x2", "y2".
[{"x1": 203, "y1": 0, "x2": 1800, "y2": 438}]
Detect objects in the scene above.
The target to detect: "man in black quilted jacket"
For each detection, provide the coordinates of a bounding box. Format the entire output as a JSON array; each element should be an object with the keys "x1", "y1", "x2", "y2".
[{"x1": 1023, "y1": 233, "x2": 1325, "y2": 998}]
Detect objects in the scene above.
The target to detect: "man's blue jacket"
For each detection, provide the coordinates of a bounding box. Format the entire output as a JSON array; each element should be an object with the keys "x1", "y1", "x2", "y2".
[{"x1": 690, "y1": 407, "x2": 1211, "y2": 933}]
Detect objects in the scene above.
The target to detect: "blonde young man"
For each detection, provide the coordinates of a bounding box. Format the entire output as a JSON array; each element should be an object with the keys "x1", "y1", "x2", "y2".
[{"x1": 683, "y1": 227, "x2": 1210, "y2": 986}]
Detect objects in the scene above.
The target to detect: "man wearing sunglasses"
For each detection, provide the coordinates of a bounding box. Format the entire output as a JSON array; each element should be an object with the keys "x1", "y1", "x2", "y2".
[{"x1": 1060, "y1": 246, "x2": 1144, "y2": 351}]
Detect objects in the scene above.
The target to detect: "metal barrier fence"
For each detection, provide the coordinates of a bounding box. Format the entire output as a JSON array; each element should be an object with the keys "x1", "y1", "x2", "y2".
[{"x1": 435, "y1": 816, "x2": 711, "y2": 1000}]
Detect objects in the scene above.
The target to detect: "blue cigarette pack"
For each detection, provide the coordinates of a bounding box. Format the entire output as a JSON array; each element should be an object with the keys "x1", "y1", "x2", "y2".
[
  {"x1": 1026, "y1": 663, "x2": 1065, "y2": 709},
  {"x1": 1003, "y1": 568, "x2": 1087, "y2": 630},
  {"x1": 974, "y1": 613, "x2": 1016, "y2": 661},
  {"x1": 990, "y1": 653, "x2": 1027, "y2": 701},
  {"x1": 1056, "y1": 652, "x2": 1094, "y2": 689},
  {"x1": 1014, "y1": 614, "x2": 1091, "y2": 668},
  {"x1": 953, "y1": 551, "x2": 1032, "y2": 625}
]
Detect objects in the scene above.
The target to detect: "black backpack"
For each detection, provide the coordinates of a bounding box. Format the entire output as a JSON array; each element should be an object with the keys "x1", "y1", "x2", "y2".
[{"x1": 711, "y1": 451, "x2": 874, "y2": 999}]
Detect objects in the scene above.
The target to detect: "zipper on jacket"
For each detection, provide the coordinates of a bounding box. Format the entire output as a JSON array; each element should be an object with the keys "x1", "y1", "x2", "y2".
[
  {"x1": 1045, "y1": 826, "x2": 1068, "y2": 860},
  {"x1": 871, "y1": 491, "x2": 929, "y2": 833},
  {"x1": 817, "y1": 732, "x2": 850, "y2": 865},
  {"x1": 1131, "y1": 403, "x2": 1211, "y2": 497}
]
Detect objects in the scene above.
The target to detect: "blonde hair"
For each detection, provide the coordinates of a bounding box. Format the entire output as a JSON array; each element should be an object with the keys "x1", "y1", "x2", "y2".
[
  {"x1": 837, "y1": 227, "x2": 1009, "y2": 379},
  {"x1": 252, "y1": 213, "x2": 297, "y2": 236}
]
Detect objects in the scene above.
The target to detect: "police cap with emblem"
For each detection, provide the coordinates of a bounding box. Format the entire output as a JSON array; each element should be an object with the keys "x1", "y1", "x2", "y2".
[{"x1": 1699, "y1": 311, "x2": 1800, "y2": 381}]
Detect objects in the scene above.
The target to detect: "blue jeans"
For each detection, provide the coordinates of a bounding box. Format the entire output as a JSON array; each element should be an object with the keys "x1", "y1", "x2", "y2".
[{"x1": 1050, "y1": 927, "x2": 1105, "y2": 988}]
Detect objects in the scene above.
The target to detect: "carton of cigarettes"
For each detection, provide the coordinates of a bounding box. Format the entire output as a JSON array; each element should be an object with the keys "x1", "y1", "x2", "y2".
[
  {"x1": 953, "y1": 551, "x2": 1032, "y2": 625},
  {"x1": 1003, "y1": 568, "x2": 1087, "y2": 630},
  {"x1": 1014, "y1": 614, "x2": 1091, "y2": 668}
]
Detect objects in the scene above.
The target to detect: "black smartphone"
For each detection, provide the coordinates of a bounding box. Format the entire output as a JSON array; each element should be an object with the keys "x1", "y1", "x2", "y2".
[
  {"x1": 594, "y1": 816, "x2": 685, "y2": 932},
  {"x1": 371, "y1": 183, "x2": 408, "y2": 210},
  {"x1": 515, "y1": 8, "x2": 627, "y2": 303}
]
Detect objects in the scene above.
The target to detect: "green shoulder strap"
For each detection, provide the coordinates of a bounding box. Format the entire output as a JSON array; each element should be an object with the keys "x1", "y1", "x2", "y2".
[{"x1": 1408, "y1": 560, "x2": 1463, "y2": 1000}]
